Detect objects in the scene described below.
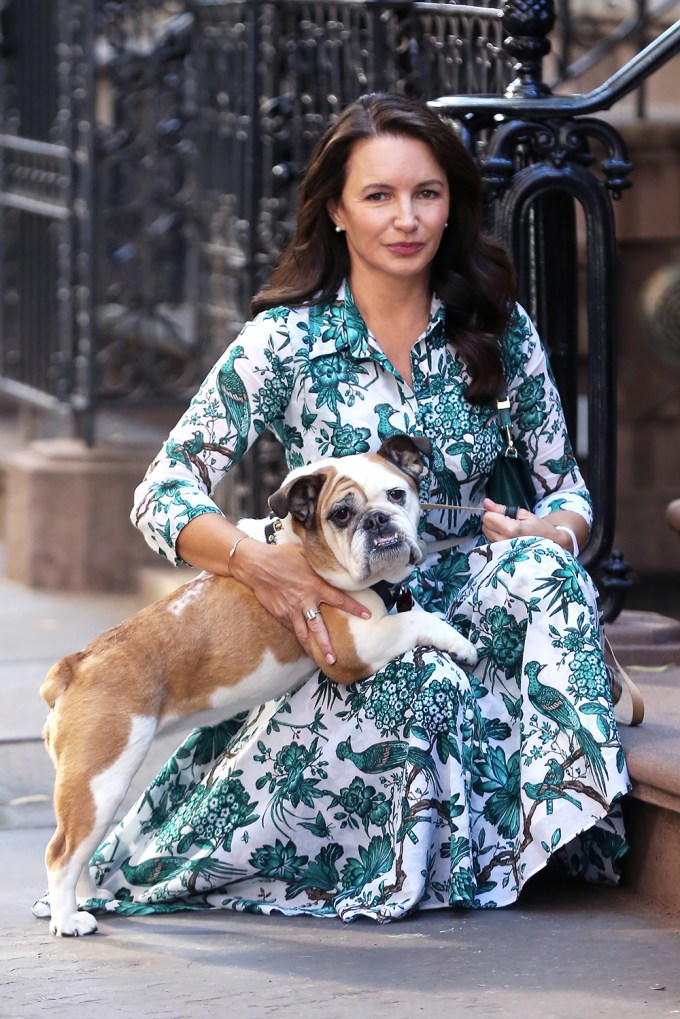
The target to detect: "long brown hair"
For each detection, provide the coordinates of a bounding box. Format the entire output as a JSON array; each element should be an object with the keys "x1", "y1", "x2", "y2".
[{"x1": 251, "y1": 93, "x2": 516, "y2": 403}]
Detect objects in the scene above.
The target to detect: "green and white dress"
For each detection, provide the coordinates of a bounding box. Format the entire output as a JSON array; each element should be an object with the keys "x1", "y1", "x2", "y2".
[{"x1": 85, "y1": 285, "x2": 631, "y2": 919}]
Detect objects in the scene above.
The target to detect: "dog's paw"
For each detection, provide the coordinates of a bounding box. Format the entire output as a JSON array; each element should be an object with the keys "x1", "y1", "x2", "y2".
[
  {"x1": 449, "y1": 635, "x2": 478, "y2": 670},
  {"x1": 49, "y1": 910, "x2": 98, "y2": 937}
]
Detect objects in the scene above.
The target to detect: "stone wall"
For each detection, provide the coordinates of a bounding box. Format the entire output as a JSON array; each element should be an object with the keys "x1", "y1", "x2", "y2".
[{"x1": 609, "y1": 116, "x2": 680, "y2": 575}]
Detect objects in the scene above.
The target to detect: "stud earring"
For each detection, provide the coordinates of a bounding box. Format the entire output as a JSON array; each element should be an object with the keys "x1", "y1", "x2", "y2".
[{"x1": 335, "y1": 225, "x2": 343, "y2": 233}]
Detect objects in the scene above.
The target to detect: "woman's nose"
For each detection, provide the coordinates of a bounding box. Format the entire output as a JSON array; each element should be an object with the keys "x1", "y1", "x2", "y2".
[{"x1": 394, "y1": 199, "x2": 418, "y2": 231}]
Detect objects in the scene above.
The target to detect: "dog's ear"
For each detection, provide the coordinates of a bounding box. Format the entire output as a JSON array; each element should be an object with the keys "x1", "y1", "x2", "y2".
[
  {"x1": 376, "y1": 434, "x2": 431, "y2": 482},
  {"x1": 268, "y1": 471, "x2": 328, "y2": 527}
]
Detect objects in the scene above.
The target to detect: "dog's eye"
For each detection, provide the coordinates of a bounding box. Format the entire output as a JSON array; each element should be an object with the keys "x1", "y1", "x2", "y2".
[
  {"x1": 331, "y1": 506, "x2": 352, "y2": 526},
  {"x1": 387, "y1": 489, "x2": 406, "y2": 505}
]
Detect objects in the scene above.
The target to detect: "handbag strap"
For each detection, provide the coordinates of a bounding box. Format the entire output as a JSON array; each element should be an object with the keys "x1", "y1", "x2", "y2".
[
  {"x1": 497, "y1": 388, "x2": 520, "y2": 461},
  {"x1": 604, "y1": 635, "x2": 645, "y2": 726}
]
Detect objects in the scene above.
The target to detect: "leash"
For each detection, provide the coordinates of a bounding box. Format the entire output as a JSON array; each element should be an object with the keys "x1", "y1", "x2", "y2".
[
  {"x1": 419, "y1": 501, "x2": 484, "y2": 554},
  {"x1": 421, "y1": 501, "x2": 485, "y2": 513}
]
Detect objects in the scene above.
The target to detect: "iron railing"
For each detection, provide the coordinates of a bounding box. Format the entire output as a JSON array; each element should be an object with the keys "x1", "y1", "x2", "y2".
[{"x1": 0, "y1": 0, "x2": 514, "y2": 439}]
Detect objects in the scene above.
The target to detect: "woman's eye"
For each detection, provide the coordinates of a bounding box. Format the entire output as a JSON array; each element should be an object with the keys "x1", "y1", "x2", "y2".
[
  {"x1": 387, "y1": 489, "x2": 406, "y2": 505},
  {"x1": 366, "y1": 191, "x2": 388, "y2": 202}
]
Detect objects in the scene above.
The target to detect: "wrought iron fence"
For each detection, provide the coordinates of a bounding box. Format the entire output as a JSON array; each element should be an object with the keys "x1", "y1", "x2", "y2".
[
  {"x1": 0, "y1": 0, "x2": 514, "y2": 439},
  {"x1": 0, "y1": 0, "x2": 95, "y2": 427}
]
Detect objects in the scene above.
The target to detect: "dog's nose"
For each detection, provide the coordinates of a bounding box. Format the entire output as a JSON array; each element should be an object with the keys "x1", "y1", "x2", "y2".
[{"x1": 363, "y1": 510, "x2": 391, "y2": 532}]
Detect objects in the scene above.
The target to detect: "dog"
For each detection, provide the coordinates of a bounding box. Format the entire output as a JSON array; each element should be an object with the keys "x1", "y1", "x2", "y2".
[{"x1": 35, "y1": 434, "x2": 477, "y2": 936}]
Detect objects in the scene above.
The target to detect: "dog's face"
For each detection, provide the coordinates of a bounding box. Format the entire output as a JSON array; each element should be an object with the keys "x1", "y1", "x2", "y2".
[{"x1": 269, "y1": 435, "x2": 431, "y2": 590}]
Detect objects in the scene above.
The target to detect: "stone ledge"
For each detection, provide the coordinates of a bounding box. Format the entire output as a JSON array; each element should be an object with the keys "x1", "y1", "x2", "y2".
[
  {"x1": 606, "y1": 610, "x2": 680, "y2": 668},
  {"x1": 2, "y1": 438, "x2": 158, "y2": 592},
  {"x1": 618, "y1": 667, "x2": 680, "y2": 808},
  {"x1": 621, "y1": 798, "x2": 680, "y2": 916}
]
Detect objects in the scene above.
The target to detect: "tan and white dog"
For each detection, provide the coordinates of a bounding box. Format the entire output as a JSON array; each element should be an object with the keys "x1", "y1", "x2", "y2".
[{"x1": 35, "y1": 434, "x2": 476, "y2": 936}]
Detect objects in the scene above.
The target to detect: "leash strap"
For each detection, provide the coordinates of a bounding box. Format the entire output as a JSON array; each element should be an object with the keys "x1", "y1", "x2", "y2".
[{"x1": 418, "y1": 535, "x2": 469, "y2": 555}]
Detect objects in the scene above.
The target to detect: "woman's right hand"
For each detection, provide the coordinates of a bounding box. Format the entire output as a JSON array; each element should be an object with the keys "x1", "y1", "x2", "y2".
[
  {"x1": 229, "y1": 537, "x2": 371, "y2": 666},
  {"x1": 175, "y1": 513, "x2": 371, "y2": 666}
]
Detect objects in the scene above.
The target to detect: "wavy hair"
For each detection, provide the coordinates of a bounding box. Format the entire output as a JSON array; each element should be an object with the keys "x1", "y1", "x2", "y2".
[{"x1": 251, "y1": 92, "x2": 516, "y2": 403}]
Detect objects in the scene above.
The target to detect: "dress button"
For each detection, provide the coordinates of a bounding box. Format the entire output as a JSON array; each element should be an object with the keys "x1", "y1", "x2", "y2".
[{"x1": 464, "y1": 707, "x2": 474, "y2": 721}]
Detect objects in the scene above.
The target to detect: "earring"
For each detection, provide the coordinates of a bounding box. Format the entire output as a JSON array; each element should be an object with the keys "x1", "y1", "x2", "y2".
[
  {"x1": 444, "y1": 222, "x2": 449, "y2": 228},
  {"x1": 335, "y1": 225, "x2": 343, "y2": 233}
]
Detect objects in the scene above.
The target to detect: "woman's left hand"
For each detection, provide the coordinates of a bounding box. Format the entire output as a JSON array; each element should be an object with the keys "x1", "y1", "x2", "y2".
[
  {"x1": 481, "y1": 498, "x2": 539, "y2": 543},
  {"x1": 481, "y1": 498, "x2": 586, "y2": 555}
]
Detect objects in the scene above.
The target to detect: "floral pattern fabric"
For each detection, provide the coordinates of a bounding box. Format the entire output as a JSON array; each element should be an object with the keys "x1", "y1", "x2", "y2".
[{"x1": 83, "y1": 285, "x2": 629, "y2": 920}]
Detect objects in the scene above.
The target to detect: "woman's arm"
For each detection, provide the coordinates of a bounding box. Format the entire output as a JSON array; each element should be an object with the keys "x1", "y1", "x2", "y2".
[
  {"x1": 488, "y1": 307, "x2": 593, "y2": 552},
  {"x1": 133, "y1": 311, "x2": 369, "y2": 664},
  {"x1": 175, "y1": 513, "x2": 370, "y2": 666}
]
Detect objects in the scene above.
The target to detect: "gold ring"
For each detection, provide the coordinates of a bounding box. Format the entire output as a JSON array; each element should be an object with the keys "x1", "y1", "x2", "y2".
[{"x1": 304, "y1": 609, "x2": 318, "y2": 622}]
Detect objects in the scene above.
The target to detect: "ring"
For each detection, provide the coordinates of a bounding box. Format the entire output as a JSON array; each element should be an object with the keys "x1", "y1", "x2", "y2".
[
  {"x1": 304, "y1": 608, "x2": 318, "y2": 622},
  {"x1": 505, "y1": 505, "x2": 519, "y2": 519}
]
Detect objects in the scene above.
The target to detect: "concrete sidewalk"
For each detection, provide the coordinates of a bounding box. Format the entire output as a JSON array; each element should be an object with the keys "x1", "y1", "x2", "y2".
[{"x1": 2, "y1": 558, "x2": 680, "y2": 1017}]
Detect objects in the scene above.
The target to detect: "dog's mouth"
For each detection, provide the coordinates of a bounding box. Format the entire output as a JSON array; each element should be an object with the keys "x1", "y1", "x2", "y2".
[{"x1": 372, "y1": 532, "x2": 401, "y2": 550}]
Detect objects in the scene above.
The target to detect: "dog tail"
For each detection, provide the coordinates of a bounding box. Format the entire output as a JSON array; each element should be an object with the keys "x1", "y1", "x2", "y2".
[{"x1": 40, "y1": 654, "x2": 82, "y2": 709}]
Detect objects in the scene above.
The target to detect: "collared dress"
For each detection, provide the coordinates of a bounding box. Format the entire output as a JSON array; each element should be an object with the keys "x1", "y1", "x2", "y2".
[{"x1": 77, "y1": 285, "x2": 631, "y2": 921}]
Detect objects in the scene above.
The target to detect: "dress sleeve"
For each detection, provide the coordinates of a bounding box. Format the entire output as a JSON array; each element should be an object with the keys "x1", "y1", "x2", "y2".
[
  {"x1": 130, "y1": 310, "x2": 296, "y2": 563},
  {"x1": 503, "y1": 305, "x2": 593, "y2": 530}
]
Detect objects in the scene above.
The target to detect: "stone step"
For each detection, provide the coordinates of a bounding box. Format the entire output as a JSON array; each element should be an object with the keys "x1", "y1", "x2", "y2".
[{"x1": 608, "y1": 610, "x2": 680, "y2": 914}]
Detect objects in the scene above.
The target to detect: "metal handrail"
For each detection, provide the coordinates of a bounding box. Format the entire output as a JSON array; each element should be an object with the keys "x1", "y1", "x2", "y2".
[{"x1": 431, "y1": 16, "x2": 680, "y2": 115}]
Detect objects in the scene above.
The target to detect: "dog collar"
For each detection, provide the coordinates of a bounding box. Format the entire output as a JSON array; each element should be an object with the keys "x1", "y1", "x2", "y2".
[
  {"x1": 370, "y1": 581, "x2": 414, "y2": 613},
  {"x1": 264, "y1": 514, "x2": 283, "y2": 544}
]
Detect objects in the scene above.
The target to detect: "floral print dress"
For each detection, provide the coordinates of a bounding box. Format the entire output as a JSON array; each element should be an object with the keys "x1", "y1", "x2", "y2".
[{"x1": 82, "y1": 285, "x2": 630, "y2": 920}]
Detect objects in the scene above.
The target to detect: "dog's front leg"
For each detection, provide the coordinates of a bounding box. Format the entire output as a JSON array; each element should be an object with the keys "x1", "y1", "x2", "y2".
[{"x1": 356, "y1": 609, "x2": 477, "y2": 677}]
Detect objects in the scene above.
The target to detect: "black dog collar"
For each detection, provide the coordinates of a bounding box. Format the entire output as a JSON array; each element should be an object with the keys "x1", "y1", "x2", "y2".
[{"x1": 370, "y1": 580, "x2": 414, "y2": 613}]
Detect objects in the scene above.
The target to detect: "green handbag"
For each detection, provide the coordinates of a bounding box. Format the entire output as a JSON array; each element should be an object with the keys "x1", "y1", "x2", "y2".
[{"x1": 487, "y1": 391, "x2": 535, "y2": 511}]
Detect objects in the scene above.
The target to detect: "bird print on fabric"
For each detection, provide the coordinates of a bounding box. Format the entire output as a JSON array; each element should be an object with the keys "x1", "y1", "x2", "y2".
[
  {"x1": 523, "y1": 759, "x2": 583, "y2": 815},
  {"x1": 525, "y1": 662, "x2": 608, "y2": 792},
  {"x1": 119, "y1": 855, "x2": 244, "y2": 888},
  {"x1": 337, "y1": 737, "x2": 442, "y2": 794},
  {"x1": 542, "y1": 453, "x2": 579, "y2": 488},
  {"x1": 216, "y1": 344, "x2": 250, "y2": 464}
]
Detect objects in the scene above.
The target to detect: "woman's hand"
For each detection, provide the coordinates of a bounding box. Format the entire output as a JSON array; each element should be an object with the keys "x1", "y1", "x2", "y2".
[
  {"x1": 229, "y1": 538, "x2": 371, "y2": 666},
  {"x1": 481, "y1": 498, "x2": 588, "y2": 554}
]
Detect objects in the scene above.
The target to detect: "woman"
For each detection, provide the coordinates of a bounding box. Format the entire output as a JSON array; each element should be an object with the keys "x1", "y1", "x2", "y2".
[{"x1": 87, "y1": 93, "x2": 630, "y2": 920}]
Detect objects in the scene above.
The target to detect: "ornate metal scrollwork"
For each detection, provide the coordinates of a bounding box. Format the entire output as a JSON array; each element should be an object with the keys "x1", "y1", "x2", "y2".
[
  {"x1": 503, "y1": 0, "x2": 555, "y2": 97},
  {"x1": 92, "y1": 1, "x2": 200, "y2": 404}
]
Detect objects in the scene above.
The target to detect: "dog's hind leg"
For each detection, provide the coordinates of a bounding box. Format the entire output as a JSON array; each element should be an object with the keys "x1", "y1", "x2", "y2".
[{"x1": 46, "y1": 715, "x2": 157, "y2": 936}]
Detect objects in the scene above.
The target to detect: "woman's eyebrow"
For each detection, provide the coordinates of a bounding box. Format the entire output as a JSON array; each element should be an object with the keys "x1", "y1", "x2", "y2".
[{"x1": 359, "y1": 177, "x2": 445, "y2": 191}]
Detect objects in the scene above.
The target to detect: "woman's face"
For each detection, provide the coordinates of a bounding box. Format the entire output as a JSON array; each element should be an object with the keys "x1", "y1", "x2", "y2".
[{"x1": 328, "y1": 133, "x2": 450, "y2": 289}]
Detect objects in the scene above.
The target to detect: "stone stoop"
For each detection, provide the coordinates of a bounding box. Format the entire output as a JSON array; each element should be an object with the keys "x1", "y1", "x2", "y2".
[{"x1": 606, "y1": 610, "x2": 680, "y2": 915}]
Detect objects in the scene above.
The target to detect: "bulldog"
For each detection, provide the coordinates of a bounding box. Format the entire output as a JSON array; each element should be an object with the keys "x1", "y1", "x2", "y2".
[{"x1": 35, "y1": 434, "x2": 476, "y2": 937}]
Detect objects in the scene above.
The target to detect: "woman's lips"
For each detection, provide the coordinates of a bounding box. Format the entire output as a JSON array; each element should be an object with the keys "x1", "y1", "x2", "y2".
[{"x1": 387, "y1": 243, "x2": 425, "y2": 255}]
